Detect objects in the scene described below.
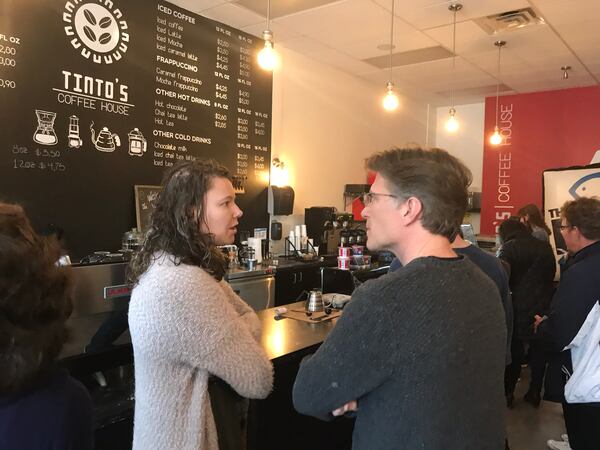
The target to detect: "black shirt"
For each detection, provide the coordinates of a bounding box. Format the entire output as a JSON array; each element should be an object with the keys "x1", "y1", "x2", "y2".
[{"x1": 0, "y1": 367, "x2": 94, "y2": 450}]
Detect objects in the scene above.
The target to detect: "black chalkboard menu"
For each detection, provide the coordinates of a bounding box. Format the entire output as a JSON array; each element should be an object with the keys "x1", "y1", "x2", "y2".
[{"x1": 0, "y1": 0, "x2": 272, "y2": 260}]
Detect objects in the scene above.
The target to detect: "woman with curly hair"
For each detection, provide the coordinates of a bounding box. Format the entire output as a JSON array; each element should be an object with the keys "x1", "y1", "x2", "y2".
[
  {"x1": 518, "y1": 203, "x2": 552, "y2": 242},
  {"x1": 0, "y1": 203, "x2": 93, "y2": 449},
  {"x1": 128, "y1": 160, "x2": 273, "y2": 450}
]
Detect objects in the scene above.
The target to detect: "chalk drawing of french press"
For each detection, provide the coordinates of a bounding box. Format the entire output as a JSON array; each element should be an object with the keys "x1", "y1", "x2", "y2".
[{"x1": 128, "y1": 128, "x2": 147, "y2": 156}]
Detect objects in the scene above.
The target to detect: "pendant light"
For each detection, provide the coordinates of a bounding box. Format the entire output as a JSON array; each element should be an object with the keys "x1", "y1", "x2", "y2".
[
  {"x1": 489, "y1": 40, "x2": 506, "y2": 146},
  {"x1": 382, "y1": 0, "x2": 399, "y2": 111},
  {"x1": 561, "y1": 65, "x2": 571, "y2": 79},
  {"x1": 445, "y1": 3, "x2": 462, "y2": 133},
  {"x1": 257, "y1": 0, "x2": 277, "y2": 71}
]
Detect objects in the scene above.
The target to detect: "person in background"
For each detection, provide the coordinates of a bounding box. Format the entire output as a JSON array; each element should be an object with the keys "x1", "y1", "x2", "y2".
[
  {"x1": 518, "y1": 203, "x2": 551, "y2": 242},
  {"x1": 293, "y1": 147, "x2": 507, "y2": 450},
  {"x1": 452, "y1": 229, "x2": 513, "y2": 367},
  {"x1": 128, "y1": 160, "x2": 273, "y2": 450},
  {"x1": 497, "y1": 219, "x2": 556, "y2": 408},
  {"x1": 536, "y1": 197, "x2": 600, "y2": 450},
  {"x1": 0, "y1": 203, "x2": 93, "y2": 450}
]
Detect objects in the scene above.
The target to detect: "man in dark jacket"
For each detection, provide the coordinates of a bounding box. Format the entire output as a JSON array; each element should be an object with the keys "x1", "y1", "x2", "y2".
[
  {"x1": 497, "y1": 219, "x2": 556, "y2": 407},
  {"x1": 536, "y1": 197, "x2": 600, "y2": 450}
]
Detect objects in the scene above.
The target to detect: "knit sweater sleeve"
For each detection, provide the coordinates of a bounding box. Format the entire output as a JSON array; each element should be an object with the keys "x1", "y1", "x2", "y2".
[
  {"x1": 292, "y1": 283, "x2": 395, "y2": 420},
  {"x1": 134, "y1": 262, "x2": 273, "y2": 399},
  {"x1": 219, "y1": 280, "x2": 262, "y2": 341}
]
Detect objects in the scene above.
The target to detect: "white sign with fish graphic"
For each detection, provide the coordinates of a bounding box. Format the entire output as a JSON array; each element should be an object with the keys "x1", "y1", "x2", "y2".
[{"x1": 543, "y1": 164, "x2": 600, "y2": 273}]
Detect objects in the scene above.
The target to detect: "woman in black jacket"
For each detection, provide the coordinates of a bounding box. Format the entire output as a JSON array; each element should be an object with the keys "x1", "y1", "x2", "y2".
[{"x1": 497, "y1": 218, "x2": 556, "y2": 407}]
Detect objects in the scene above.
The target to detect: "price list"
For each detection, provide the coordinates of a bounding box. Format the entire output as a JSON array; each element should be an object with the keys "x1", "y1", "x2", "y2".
[
  {"x1": 0, "y1": 0, "x2": 272, "y2": 259},
  {"x1": 0, "y1": 32, "x2": 19, "y2": 90}
]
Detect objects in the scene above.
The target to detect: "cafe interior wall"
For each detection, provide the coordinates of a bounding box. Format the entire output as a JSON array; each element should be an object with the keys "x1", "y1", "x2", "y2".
[
  {"x1": 267, "y1": 46, "x2": 433, "y2": 255},
  {"x1": 435, "y1": 102, "x2": 485, "y2": 234}
]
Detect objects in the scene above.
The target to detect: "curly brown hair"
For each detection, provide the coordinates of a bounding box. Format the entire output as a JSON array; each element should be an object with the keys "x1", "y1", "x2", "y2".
[
  {"x1": 128, "y1": 159, "x2": 231, "y2": 285},
  {"x1": 518, "y1": 203, "x2": 551, "y2": 236},
  {"x1": 0, "y1": 203, "x2": 74, "y2": 395}
]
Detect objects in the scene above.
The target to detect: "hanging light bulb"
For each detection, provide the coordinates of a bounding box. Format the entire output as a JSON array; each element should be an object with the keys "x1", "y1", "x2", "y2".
[
  {"x1": 258, "y1": 30, "x2": 276, "y2": 70},
  {"x1": 383, "y1": 82, "x2": 399, "y2": 111},
  {"x1": 489, "y1": 40, "x2": 506, "y2": 147},
  {"x1": 561, "y1": 65, "x2": 571, "y2": 80},
  {"x1": 382, "y1": 0, "x2": 398, "y2": 112},
  {"x1": 489, "y1": 126, "x2": 502, "y2": 145},
  {"x1": 445, "y1": 108, "x2": 459, "y2": 132},
  {"x1": 445, "y1": 3, "x2": 462, "y2": 133},
  {"x1": 258, "y1": 0, "x2": 277, "y2": 71}
]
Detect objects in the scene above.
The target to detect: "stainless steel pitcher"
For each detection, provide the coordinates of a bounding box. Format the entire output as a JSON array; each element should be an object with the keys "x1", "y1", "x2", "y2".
[{"x1": 306, "y1": 289, "x2": 324, "y2": 312}]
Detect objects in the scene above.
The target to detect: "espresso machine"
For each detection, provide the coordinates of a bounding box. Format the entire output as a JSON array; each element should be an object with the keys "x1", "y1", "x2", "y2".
[{"x1": 305, "y1": 206, "x2": 337, "y2": 254}]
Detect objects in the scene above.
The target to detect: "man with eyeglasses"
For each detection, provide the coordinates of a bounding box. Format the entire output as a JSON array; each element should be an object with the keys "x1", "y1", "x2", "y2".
[
  {"x1": 535, "y1": 197, "x2": 600, "y2": 450},
  {"x1": 293, "y1": 147, "x2": 507, "y2": 450}
]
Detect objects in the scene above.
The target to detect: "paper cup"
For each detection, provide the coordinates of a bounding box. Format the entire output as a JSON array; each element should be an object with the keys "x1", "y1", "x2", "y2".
[
  {"x1": 337, "y1": 256, "x2": 350, "y2": 270},
  {"x1": 338, "y1": 246, "x2": 351, "y2": 257}
]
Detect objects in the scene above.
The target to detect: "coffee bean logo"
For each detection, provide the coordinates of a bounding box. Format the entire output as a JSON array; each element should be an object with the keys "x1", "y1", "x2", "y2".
[
  {"x1": 83, "y1": 25, "x2": 97, "y2": 43},
  {"x1": 64, "y1": 1, "x2": 129, "y2": 64},
  {"x1": 99, "y1": 17, "x2": 112, "y2": 28},
  {"x1": 99, "y1": 33, "x2": 111, "y2": 45},
  {"x1": 83, "y1": 9, "x2": 97, "y2": 26}
]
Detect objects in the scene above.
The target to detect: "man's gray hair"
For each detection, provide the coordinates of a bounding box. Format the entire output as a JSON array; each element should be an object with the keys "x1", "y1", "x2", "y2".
[{"x1": 366, "y1": 147, "x2": 472, "y2": 240}]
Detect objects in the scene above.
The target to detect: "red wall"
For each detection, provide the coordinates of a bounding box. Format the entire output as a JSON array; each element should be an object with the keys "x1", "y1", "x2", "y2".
[{"x1": 480, "y1": 86, "x2": 600, "y2": 235}]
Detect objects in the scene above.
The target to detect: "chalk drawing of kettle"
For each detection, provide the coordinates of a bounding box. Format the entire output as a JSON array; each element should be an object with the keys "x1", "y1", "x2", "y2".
[{"x1": 90, "y1": 122, "x2": 121, "y2": 152}]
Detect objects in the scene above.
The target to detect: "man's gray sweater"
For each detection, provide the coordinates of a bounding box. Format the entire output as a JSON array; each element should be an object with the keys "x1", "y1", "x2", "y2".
[{"x1": 293, "y1": 256, "x2": 507, "y2": 450}]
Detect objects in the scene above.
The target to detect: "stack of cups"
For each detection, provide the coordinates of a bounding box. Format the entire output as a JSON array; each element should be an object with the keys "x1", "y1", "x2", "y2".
[
  {"x1": 337, "y1": 246, "x2": 351, "y2": 270},
  {"x1": 294, "y1": 225, "x2": 302, "y2": 251}
]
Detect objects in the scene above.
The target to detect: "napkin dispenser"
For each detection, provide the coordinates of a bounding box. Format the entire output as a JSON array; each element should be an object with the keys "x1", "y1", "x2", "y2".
[{"x1": 268, "y1": 186, "x2": 294, "y2": 216}]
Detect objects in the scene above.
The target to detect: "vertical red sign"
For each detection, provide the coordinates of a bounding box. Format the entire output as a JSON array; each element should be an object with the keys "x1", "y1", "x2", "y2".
[{"x1": 480, "y1": 86, "x2": 600, "y2": 235}]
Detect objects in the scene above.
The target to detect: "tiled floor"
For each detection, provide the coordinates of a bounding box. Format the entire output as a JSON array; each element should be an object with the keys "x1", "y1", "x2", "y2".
[{"x1": 506, "y1": 368, "x2": 567, "y2": 450}]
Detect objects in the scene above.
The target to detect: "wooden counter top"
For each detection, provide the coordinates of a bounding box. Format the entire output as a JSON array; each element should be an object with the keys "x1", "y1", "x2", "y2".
[{"x1": 257, "y1": 301, "x2": 339, "y2": 361}]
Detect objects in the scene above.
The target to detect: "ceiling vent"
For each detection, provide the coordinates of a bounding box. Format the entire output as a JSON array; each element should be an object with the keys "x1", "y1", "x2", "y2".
[{"x1": 474, "y1": 7, "x2": 545, "y2": 35}]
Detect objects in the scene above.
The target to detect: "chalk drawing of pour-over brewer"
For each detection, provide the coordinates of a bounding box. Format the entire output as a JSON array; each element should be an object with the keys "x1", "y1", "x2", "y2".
[
  {"x1": 33, "y1": 110, "x2": 58, "y2": 145},
  {"x1": 90, "y1": 122, "x2": 120, "y2": 152}
]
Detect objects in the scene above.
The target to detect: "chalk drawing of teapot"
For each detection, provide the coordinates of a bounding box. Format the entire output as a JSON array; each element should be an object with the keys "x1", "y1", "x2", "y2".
[{"x1": 90, "y1": 122, "x2": 121, "y2": 152}]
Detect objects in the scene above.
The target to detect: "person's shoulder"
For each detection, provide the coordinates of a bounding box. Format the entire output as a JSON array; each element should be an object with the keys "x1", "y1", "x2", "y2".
[
  {"x1": 23, "y1": 369, "x2": 92, "y2": 417},
  {"x1": 138, "y1": 253, "x2": 214, "y2": 287},
  {"x1": 60, "y1": 373, "x2": 92, "y2": 406},
  {"x1": 458, "y1": 246, "x2": 504, "y2": 271},
  {"x1": 567, "y1": 246, "x2": 600, "y2": 278}
]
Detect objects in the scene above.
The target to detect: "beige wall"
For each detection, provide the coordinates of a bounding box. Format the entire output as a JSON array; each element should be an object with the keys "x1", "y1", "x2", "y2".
[
  {"x1": 271, "y1": 47, "x2": 432, "y2": 215},
  {"x1": 435, "y1": 102, "x2": 485, "y2": 234}
]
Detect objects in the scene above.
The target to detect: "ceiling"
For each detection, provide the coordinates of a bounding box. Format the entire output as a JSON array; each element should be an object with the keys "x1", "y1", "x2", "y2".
[{"x1": 170, "y1": 0, "x2": 600, "y2": 105}]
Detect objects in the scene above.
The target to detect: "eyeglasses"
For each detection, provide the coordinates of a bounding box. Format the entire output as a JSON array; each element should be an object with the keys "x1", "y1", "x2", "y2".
[{"x1": 361, "y1": 192, "x2": 398, "y2": 206}]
